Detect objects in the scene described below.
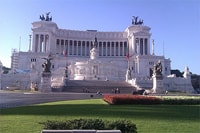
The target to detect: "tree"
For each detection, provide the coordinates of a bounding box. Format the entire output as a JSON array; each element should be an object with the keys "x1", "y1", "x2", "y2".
[{"x1": 2, "y1": 66, "x2": 11, "y2": 74}]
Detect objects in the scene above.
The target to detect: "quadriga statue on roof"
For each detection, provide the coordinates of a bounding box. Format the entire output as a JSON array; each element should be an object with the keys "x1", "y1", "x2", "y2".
[
  {"x1": 132, "y1": 16, "x2": 143, "y2": 25},
  {"x1": 39, "y1": 12, "x2": 52, "y2": 21}
]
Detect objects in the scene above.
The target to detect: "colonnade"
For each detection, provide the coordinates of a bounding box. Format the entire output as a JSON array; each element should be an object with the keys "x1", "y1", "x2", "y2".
[
  {"x1": 56, "y1": 39, "x2": 128, "y2": 57},
  {"x1": 134, "y1": 38, "x2": 149, "y2": 55},
  {"x1": 33, "y1": 34, "x2": 49, "y2": 52}
]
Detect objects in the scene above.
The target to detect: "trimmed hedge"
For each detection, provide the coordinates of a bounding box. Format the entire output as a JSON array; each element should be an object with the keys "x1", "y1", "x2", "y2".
[
  {"x1": 162, "y1": 97, "x2": 200, "y2": 105},
  {"x1": 40, "y1": 119, "x2": 137, "y2": 133},
  {"x1": 104, "y1": 95, "x2": 200, "y2": 105},
  {"x1": 104, "y1": 94, "x2": 162, "y2": 105}
]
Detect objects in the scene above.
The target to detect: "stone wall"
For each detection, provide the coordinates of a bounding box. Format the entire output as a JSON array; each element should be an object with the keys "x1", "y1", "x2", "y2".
[
  {"x1": 164, "y1": 75, "x2": 194, "y2": 93},
  {"x1": 128, "y1": 75, "x2": 194, "y2": 93},
  {"x1": 1, "y1": 73, "x2": 30, "y2": 90},
  {"x1": 128, "y1": 78, "x2": 153, "y2": 89}
]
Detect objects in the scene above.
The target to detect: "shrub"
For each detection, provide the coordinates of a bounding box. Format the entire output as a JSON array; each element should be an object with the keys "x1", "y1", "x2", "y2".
[
  {"x1": 108, "y1": 120, "x2": 137, "y2": 133},
  {"x1": 40, "y1": 118, "x2": 137, "y2": 133},
  {"x1": 104, "y1": 95, "x2": 200, "y2": 105},
  {"x1": 162, "y1": 97, "x2": 200, "y2": 105},
  {"x1": 104, "y1": 94, "x2": 162, "y2": 105}
]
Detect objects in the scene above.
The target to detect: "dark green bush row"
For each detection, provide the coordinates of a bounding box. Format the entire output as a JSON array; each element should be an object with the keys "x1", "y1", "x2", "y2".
[
  {"x1": 162, "y1": 98, "x2": 200, "y2": 105},
  {"x1": 40, "y1": 118, "x2": 137, "y2": 133}
]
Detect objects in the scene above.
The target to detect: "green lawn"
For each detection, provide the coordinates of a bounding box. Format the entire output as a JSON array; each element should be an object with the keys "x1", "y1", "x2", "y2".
[{"x1": 0, "y1": 99, "x2": 200, "y2": 133}]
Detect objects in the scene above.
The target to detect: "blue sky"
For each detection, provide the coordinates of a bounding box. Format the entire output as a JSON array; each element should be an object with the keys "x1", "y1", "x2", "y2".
[{"x1": 0, "y1": 0, "x2": 199, "y2": 74}]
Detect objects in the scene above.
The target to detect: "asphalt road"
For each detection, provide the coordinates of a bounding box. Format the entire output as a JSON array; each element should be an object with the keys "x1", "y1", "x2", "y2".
[
  {"x1": 1, "y1": 91, "x2": 199, "y2": 109},
  {"x1": 0, "y1": 91, "x2": 102, "y2": 109}
]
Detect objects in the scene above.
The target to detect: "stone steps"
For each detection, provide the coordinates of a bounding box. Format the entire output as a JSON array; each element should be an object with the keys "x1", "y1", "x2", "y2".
[{"x1": 60, "y1": 80, "x2": 136, "y2": 94}]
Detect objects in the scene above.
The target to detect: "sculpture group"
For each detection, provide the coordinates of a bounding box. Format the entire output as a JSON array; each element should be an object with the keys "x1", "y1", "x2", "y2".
[
  {"x1": 132, "y1": 16, "x2": 143, "y2": 25},
  {"x1": 42, "y1": 56, "x2": 53, "y2": 73},
  {"x1": 40, "y1": 12, "x2": 52, "y2": 21},
  {"x1": 153, "y1": 60, "x2": 162, "y2": 76}
]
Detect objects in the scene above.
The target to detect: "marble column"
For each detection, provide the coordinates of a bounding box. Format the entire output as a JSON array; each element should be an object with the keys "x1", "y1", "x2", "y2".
[
  {"x1": 43, "y1": 34, "x2": 46, "y2": 52},
  {"x1": 32, "y1": 34, "x2": 36, "y2": 52},
  {"x1": 37, "y1": 34, "x2": 40, "y2": 52}
]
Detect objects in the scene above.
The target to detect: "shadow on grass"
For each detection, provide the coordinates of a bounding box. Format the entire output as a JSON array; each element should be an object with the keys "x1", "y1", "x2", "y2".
[{"x1": 1, "y1": 103, "x2": 200, "y2": 122}]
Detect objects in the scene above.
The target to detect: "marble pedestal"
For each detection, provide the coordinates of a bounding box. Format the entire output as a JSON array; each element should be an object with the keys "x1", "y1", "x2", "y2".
[
  {"x1": 40, "y1": 72, "x2": 52, "y2": 92},
  {"x1": 152, "y1": 75, "x2": 165, "y2": 93}
]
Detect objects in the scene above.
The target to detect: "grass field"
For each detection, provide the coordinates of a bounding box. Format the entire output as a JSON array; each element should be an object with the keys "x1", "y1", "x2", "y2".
[{"x1": 0, "y1": 99, "x2": 200, "y2": 133}]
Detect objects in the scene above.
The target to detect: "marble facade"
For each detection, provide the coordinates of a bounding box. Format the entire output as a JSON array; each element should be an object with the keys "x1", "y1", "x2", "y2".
[
  {"x1": 0, "y1": 15, "x2": 193, "y2": 93},
  {"x1": 10, "y1": 16, "x2": 171, "y2": 83}
]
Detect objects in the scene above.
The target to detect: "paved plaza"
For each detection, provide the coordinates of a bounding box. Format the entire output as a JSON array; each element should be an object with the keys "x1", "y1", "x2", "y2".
[{"x1": 0, "y1": 91, "x2": 102, "y2": 109}]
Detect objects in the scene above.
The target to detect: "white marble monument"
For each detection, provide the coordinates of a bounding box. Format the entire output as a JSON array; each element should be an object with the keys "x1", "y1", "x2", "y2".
[
  {"x1": 11, "y1": 14, "x2": 171, "y2": 82},
  {"x1": 5, "y1": 13, "x2": 194, "y2": 93}
]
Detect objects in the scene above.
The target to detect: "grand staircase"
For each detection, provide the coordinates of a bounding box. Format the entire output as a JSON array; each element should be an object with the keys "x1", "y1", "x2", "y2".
[{"x1": 60, "y1": 80, "x2": 136, "y2": 94}]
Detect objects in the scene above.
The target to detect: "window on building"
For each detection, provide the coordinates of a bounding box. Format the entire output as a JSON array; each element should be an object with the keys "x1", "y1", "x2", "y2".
[
  {"x1": 149, "y1": 61, "x2": 154, "y2": 65},
  {"x1": 31, "y1": 58, "x2": 36, "y2": 62},
  {"x1": 61, "y1": 40, "x2": 64, "y2": 45},
  {"x1": 56, "y1": 39, "x2": 60, "y2": 44}
]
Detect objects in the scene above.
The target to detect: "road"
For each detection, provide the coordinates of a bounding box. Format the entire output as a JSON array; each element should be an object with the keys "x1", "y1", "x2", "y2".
[
  {"x1": 0, "y1": 91, "x2": 102, "y2": 109},
  {"x1": 1, "y1": 91, "x2": 199, "y2": 109}
]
